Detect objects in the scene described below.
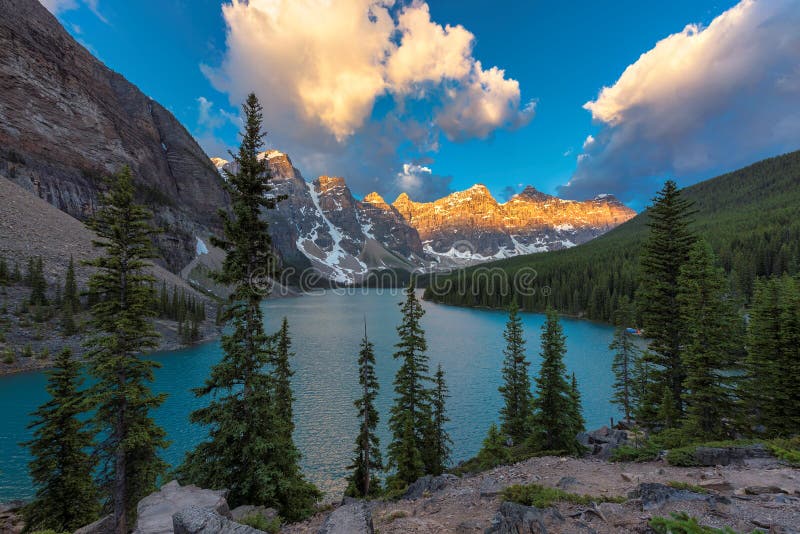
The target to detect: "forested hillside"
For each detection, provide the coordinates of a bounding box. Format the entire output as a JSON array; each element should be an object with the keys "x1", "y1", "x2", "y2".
[{"x1": 423, "y1": 150, "x2": 800, "y2": 322}]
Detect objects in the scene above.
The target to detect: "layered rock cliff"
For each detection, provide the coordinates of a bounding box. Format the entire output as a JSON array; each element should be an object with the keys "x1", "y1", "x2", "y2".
[{"x1": 0, "y1": 0, "x2": 229, "y2": 272}]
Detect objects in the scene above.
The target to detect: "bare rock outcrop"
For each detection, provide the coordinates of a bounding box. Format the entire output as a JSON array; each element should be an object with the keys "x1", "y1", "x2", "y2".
[{"x1": 133, "y1": 480, "x2": 229, "y2": 534}]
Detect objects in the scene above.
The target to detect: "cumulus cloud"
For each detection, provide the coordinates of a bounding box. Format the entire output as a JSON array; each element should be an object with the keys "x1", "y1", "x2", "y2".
[
  {"x1": 193, "y1": 97, "x2": 241, "y2": 157},
  {"x1": 202, "y1": 0, "x2": 533, "y2": 198},
  {"x1": 561, "y1": 0, "x2": 800, "y2": 203}
]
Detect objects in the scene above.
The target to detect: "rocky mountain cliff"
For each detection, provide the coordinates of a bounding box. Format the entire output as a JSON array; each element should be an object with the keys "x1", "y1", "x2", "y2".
[
  {"x1": 0, "y1": 0, "x2": 229, "y2": 272},
  {"x1": 213, "y1": 153, "x2": 635, "y2": 283}
]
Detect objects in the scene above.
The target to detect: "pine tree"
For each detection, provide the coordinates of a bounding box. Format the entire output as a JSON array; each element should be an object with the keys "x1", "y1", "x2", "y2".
[
  {"x1": 744, "y1": 276, "x2": 800, "y2": 436},
  {"x1": 498, "y1": 300, "x2": 533, "y2": 443},
  {"x1": 273, "y1": 317, "x2": 295, "y2": 429},
  {"x1": 23, "y1": 349, "x2": 100, "y2": 532},
  {"x1": 609, "y1": 298, "x2": 640, "y2": 422},
  {"x1": 388, "y1": 281, "x2": 432, "y2": 488},
  {"x1": 477, "y1": 423, "x2": 510, "y2": 468},
  {"x1": 425, "y1": 364, "x2": 452, "y2": 475},
  {"x1": 529, "y1": 309, "x2": 582, "y2": 454},
  {"x1": 346, "y1": 323, "x2": 382, "y2": 497},
  {"x1": 83, "y1": 167, "x2": 168, "y2": 534},
  {"x1": 159, "y1": 282, "x2": 168, "y2": 317},
  {"x1": 28, "y1": 257, "x2": 48, "y2": 306},
  {"x1": 12, "y1": 261, "x2": 22, "y2": 283},
  {"x1": 637, "y1": 180, "x2": 696, "y2": 426},
  {"x1": 568, "y1": 372, "x2": 585, "y2": 436},
  {"x1": 677, "y1": 239, "x2": 743, "y2": 439},
  {"x1": 61, "y1": 298, "x2": 77, "y2": 336},
  {"x1": 0, "y1": 256, "x2": 8, "y2": 286},
  {"x1": 64, "y1": 255, "x2": 79, "y2": 310},
  {"x1": 178, "y1": 94, "x2": 318, "y2": 520}
]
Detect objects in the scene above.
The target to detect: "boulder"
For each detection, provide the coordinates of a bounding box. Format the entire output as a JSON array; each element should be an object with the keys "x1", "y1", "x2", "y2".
[
  {"x1": 133, "y1": 480, "x2": 230, "y2": 534},
  {"x1": 73, "y1": 514, "x2": 113, "y2": 534},
  {"x1": 577, "y1": 426, "x2": 630, "y2": 459},
  {"x1": 629, "y1": 483, "x2": 727, "y2": 511},
  {"x1": 172, "y1": 506, "x2": 263, "y2": 534},
  {"x1": 317, "y1": 502, "x2": 373, "y2": 534},
  {"x1": 556, "y1": 476, "x2": 580, "y2": 490},
  {"x1": 230, "y1": 505, "x2": 278, "y2": 524},
  {"x1": 403, "y1": 474, "x2": 459, "y2": 500},
  {"x1": 485, "y1": 501, "x2": 564, "y2": 534},
  {"x1": 479, "y1": 476, "x2": 504, "y2": 497},
  {"x1": 692, "y1": 444, "x2": 772, "y2": 466}
]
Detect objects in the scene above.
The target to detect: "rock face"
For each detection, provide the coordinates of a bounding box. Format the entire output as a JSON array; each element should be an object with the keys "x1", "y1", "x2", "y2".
[
  {"x1": 317, "y1": 502, "x2": 374, "y2": 534},
  {"x1": 485, "y1": 501, "x2": 564, "y2": 534},
  {"x1": 215, "y1": 155, "x2": 635, "y2": 284},
  {"x1": 692, "y1": 444, "x2": 772, "y2": 466},
  {"x1": 403, "y1": 474, "x2": 459, "y2": 500},
  {"x1": 172, "y1": 506, "x2": 264, "y2": 534},
  {"x1": 577, "y1": 426, "x2": 630, "y2": 459},
  {"x1": 133, "y1": 480, "x2": 229, "y2": 534},
  {"x1": 0, "y1": 0, "x2": 229, "y2": 273},
  {"x1": 630, "y1": 482, "x2": 726, "y2": 511}
]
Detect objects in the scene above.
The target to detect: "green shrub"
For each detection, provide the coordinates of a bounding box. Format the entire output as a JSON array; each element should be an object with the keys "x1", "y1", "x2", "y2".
[
  {"x1": 238, "y1": 513, "x2": 280, "y2": 533},
  {"x1": 649, "y1": 512, "x2": 737, "y2": 533},
  {"x1": 36, "y1": 347, "x2": 50, "y2": 360},
  {"x1": 666, "y1": 481, "x2": 708, "y2": 494},
  {"x1": 665, "y1": 446, "x2": 698, "y2": 467},
  {"x1": 767, "y1": 437, "x2": 800, "y2": 466},
  {"x1": 502, "y1": 484, "x2": 626, "y2": 508},
  {"x1": 610, "y1": 442, "x2": 661, "y2": 462},
  {"x1": 2, "y1": 350, "x2": 13, "y2": 364},
  {"x1": 21, "y1": 344, "x2": 34, "y2": 358}
]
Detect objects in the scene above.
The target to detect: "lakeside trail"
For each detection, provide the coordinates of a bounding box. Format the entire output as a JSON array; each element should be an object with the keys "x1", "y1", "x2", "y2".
[{"x1": 286, "y1": 455, "x2": 800, "y2": 533}]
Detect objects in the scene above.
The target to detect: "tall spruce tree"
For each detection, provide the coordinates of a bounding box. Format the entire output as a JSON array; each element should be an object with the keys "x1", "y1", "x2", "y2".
[
  {"x1": 64, "y1": 255, "x2": 79, "y2": 310},
  {"x1": 529, "y1": 309, "x2": 582, "y2": 454},
  {"x1": 83, "y1": 167, "x2": 168, "y2": 534},
  {"x1": 498, "y1": 300, "x2": 533, "y2": 443},
  {"x1": 609, "y1": 298, "x2": 640, "y2": 422},
  {"x1": 567, "y1": 372, "x2": 585, "y2": 436},
  {"x1": 677, "y1": 239, "x2": 743, "y2": 439},
  {"x1": 178, "y1": 94, "x2": 318, "y2": 519},
  {"x1": 23, "y1": 348, "x2": 100, "y2": 532},
  {"x1": 28, "y1": 257, "x2": 48, "y2": 306},
  {"x1": 346, "y1": 323, "x2": 382, "y2": 497},
  {"x1": 388, "y1": 281, "x2": 432, "y2": 488},
  {"x1": 426, "y1": 363, "x2": 452, "y2": 475},
  {"x1": 637, "y1": 180, "x2": 696, "y2": 426},
  {"x1": 744, "y1": 276, "x2": 800, "y2": 436},
  {"x1": 273, "y1": 317, "x2": 295, "y2": 430}
]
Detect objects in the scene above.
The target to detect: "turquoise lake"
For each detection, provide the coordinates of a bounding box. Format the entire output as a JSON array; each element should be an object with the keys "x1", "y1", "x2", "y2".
[{"x1": 0, "y1": 290, "x2": 620, "y2": 501}]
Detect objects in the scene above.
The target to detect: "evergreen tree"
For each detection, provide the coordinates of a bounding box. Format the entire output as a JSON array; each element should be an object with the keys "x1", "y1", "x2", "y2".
[
  {"x1": 425, "y1": 364, "x2": 452, "y2": 475},
  {"x1": 677, "y1": 239, "x2": 743, "y2": 439},
  {"x1": 609, "y1": 298, "x2": 640, "y2": 422},
  {"x1": 61, "y1": 298, "x2": 77, "y2": 336},
  {"x1": 744, "y1": 276, "x2": 800, "y2": 436},
  {"x1": 346, "y1": 323, "x2": 382, "y2": 497},
  {"x1": 23, "y1": 349, "x2": 100, "y2": 532},
  {"x1": 387, "y1": 281, "x2": 432, "y2": 488},
  {"x1": 529, "y1": 309, "x2": 582, "y2": 454},
  {"x1": 12, "y1": 261, "x2": 22, "y2": 283},
  {"x1": 178, "y1": 94, "x2": 318, "y2": 520},
  {"x1": 637, "y1": 180, "x2": 696, "y2": 425},
  {"x1": 64, "y1": 255, "x2": 79, "y2": 310},
  {"x1": 567, "y1": 372, "x2": 585, "y2": 436},
  {"x1": 84, "y1": 167, "x2": 168, "y2": 534},
  {"x1": 273, "y1": 317, "x2": 295, "y2": 429},
  {"x1": 0, "y1": 256, "x2": 8, "y2": 286},
  {"x1": 28, "y1": 257, "x2": 48, "y2": 306},
  {"x1": 498, "y1": 300, "x2": 533, "y2": 443},
  {"x1": 477, "y1": 423, "x2": 510, "y2": 468},
  {"x1": 159, "y1": 282, "x2": 168, "y2": 318}
]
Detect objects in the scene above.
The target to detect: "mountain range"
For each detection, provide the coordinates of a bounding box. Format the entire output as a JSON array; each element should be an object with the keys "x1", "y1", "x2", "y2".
[{"x1": 212, "y1": 153, "x2": 635, "y2": 283}]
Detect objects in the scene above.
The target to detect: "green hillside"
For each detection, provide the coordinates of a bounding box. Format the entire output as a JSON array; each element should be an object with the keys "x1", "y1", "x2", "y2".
[{"x1": 423, "y1": 150, "x2": 800, "y2": 322}]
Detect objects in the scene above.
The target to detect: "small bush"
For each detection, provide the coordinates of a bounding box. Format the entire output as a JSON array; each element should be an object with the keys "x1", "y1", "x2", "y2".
[
  {"x1": 238, "y1": 513, "x2": 280, "y2": 533},
  {"x1": 2, "y1": 350, "x2": 14, "y2": 364},
  {"x1": 665, "y1": 446, "x2": 698, "y2": 467},
  {"x1": 610, "y1": 442, "x2": 661, "y2": 462},
  {"x1": 36, "y1": 347, "x2": 50, "y2": 360},
  {"x1": 649, "y1": 512, "x2": 737, "y2": 533},
  {"x1": 767, "y1": 437, "x2": 800, "y2": 466},
  {"x1": 502, "y1": 484, "x2": 626, "y2": 508},
  {"x1": 666, "y1": 481, "x2": 708, "y2": 494},
  {"x1": 381, "y1": 510, "x2": 408, "y2": 523}
]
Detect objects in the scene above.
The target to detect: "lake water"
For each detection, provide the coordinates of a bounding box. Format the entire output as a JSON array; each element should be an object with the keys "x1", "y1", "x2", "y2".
[{"x1": 0, "y1": 290, "x2": 620, "y2": 502}]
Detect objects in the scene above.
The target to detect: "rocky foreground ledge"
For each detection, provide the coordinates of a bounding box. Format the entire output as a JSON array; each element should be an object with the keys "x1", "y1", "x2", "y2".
[{"x1": 5, "y1": 450, "x2": 795, "y2": 534}]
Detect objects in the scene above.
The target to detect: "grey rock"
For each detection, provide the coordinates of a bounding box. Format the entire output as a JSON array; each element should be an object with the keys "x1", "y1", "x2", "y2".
[
  {"x1": 556, "y1": 476, "x2": 580, "y2": 490},
  {"x1": 134, "y1": 480, "x2": 229, "y2": 534},
  {"x1": 630, "y1": 483, "x2": 727, "y2": 511},
  {"x1": 317, "y1": 502, "x2": 373, "y2": 534},
  {"x1": 692, "y1": 444, "x2": 772, "y2": 466},
  {"x1": 744, "y1": 485, "x2": 787, "y2": 495},
  {"x1": 485, "y1": 501, "x2": 564, "y2": 534},
  {"x1": 230, "y1": 505, "x2": 278, "y2": 523},
  {"x1": 479, "y1": 476, "x2": 504, "y2": 497},
  {"x1": 73, "y1": 514, "x2": 113, "y2": 534},
  {"x1": 173, "y1": 506, "x2": 264, "y2": 534},
  {"x1": 577, "y1": 426, "x2": 630, "y2": 459},
  {"x1": 456, "y1": 519, "x2": 484, "y2": 532},
  {"x1": 403, "y1": 474, "x2": 459, "y2": 500}
]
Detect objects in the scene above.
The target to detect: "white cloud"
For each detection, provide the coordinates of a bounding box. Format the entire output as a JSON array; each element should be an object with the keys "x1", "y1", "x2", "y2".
[
  {"x1": 202, "y1": 0, "x2": 533, "y2": 196},
  {"x1": 394, "y1": 162, "x2": 451, "y2": 200},
  {"x1": 193, "y1": 97, "x2": 240, "y2": 157},
  {"x1": 563, "y1": 0, "x2": 800, "y2": 202},
  {"x1": 582, "y1": 135, "x2": 595, "y2": 150},
  {"x1": 41, "y1": 0, "x2": 106, "y2": 22}
]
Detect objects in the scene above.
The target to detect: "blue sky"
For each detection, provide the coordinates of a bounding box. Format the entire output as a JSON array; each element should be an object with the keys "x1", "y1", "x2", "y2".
[{"x1": 45, "y1": 0, "x2": 800, "y2": 209}]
